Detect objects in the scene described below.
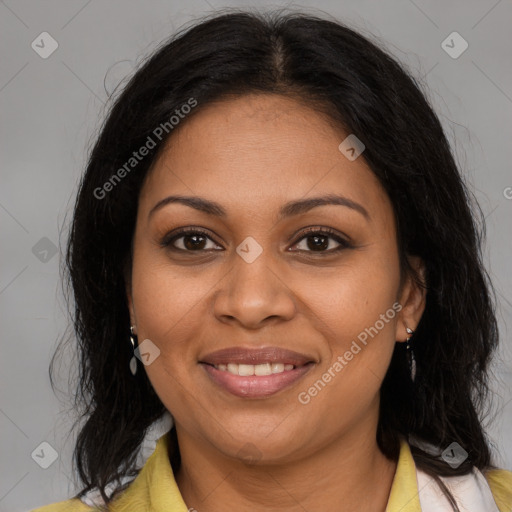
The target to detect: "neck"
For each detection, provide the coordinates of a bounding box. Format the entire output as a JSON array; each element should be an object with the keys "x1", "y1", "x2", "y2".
[{"x1": 174, "y1": 421, "x2": 397, "y2": 512}]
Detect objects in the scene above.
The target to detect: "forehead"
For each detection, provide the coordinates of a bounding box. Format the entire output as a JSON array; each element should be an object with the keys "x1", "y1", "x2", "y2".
[{"x1": 139, "y1": 94, "x2": 392, "y2": 225}]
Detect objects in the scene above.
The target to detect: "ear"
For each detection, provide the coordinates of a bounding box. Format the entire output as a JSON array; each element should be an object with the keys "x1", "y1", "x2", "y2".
[{"x1": 395, "y1": 255, "x2": 427, "y2": 342}]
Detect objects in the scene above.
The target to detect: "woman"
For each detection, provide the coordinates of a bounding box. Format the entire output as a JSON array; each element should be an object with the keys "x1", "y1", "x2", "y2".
[{"x1": 33, "y1": 10, "x2": 512, "y2": 512}]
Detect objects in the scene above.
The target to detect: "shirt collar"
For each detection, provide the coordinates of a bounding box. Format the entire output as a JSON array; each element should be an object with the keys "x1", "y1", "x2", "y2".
[
  {"x1": 108, "y1": 432, "x2": 421, "y2": 511},
  {"x1": 385, "y1": 436, "x2": 422, "y2": 511},
  {"x1": 108, "y1": 431, "x2": 189, "y2": 511}
]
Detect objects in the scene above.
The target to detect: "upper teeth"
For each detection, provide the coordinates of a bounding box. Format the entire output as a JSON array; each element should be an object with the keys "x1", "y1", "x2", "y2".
[{"x1": 214, "y1": 363, "x2": 295, "y2": 376}]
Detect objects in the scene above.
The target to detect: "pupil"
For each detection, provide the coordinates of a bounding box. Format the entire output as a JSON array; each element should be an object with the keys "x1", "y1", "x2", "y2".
[
  {"x1": 184, "y1": 234, "x2": 206, "y2": 250},
  {"x1": 308, "y1": 235, "x2": 328, "y2": 251}
]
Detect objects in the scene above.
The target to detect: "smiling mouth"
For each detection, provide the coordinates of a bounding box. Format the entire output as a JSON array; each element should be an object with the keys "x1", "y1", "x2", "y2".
[
  {"x1": 204, "y1": 362, "x2": 303, "y2": 376},
  {"x1": 198, "y1": 346, "x2": 317, "y2": 398},
  {"x1": 199, "y1": 361, "x2": 315, "y2": 398}
]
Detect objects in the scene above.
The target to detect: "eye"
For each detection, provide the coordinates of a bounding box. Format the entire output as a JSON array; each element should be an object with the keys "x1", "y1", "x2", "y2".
[
  {"x1": 289, "y1": 227, "x2": 352, "y2": 254},
  {"x1": 160, "y1": 227, "x2": 222, "y2": 252}
]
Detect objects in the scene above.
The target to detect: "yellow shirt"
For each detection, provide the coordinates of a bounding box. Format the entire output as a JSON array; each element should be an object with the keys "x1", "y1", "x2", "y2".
[{"x1": 32, "y1": 433, "x2": 512, "y2": 511}]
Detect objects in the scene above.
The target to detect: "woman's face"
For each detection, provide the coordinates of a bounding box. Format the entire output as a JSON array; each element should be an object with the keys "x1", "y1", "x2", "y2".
[{"x1": 126, "y1": 93, "x2": 424, "y2": 463}]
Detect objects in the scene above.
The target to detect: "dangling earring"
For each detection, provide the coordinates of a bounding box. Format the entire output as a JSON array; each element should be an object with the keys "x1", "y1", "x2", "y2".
[
  {"x1": 129, "y1": 325, "x2": 138, "y2": 376},
  {"x1": 405, "y1": 325, "x2": 416, "y2": 382}
]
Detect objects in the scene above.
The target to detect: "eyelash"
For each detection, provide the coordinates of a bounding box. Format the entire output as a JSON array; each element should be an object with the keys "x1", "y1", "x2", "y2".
[{"x1": 159, "y1": 226, "x2": 352, "y2": 256}]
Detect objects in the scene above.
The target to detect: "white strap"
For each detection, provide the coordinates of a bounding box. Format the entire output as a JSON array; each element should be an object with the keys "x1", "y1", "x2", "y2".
[{"x1": 416, "y1": 466, "x2": 500, "y2": 511}]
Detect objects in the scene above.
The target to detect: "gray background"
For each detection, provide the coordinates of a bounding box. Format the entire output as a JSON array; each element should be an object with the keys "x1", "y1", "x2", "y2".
[{"x1": 1, "y1": 0, "x2": 511, "y2": 510}]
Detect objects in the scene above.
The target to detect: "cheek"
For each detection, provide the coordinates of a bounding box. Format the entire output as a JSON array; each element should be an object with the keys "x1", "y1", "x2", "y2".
[
  {"x1": 307, "y1": 250, "x2": 400, "y2": 339},
  {"x1": 295, "y1": 282, "x2": 400, "y2": 437},
  {"x1": 129, "y1": 244, "x2": 212, "y2": 380},
  {"x1": 301, "y1": 248, "x2": 401, "y2": 396},
  {"x1": 130, "y1": 260, "x2": 211, "y2": 421}
]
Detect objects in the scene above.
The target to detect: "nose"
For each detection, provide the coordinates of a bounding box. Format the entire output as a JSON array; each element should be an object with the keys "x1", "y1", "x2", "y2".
[{"x1": 212, "y1": 251, "x2": 296, "y2": 329}]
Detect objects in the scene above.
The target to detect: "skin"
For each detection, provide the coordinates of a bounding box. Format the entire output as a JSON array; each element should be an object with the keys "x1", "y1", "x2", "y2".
[{"x1": 126, "y1": 93, "x2": 426, "y2": 512}]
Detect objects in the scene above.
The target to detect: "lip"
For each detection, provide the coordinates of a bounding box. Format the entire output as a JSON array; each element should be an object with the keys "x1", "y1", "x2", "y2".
[
  {"x1": 199, "y1": 346, "x2": 315, "y2": 366},
  {"x1": 200, "y1": 361, "x2": 315, "y2": 398}
]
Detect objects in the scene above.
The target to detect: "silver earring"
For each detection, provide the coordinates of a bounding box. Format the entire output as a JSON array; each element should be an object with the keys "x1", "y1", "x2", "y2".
[
  {"x1": 405, "y1": 326, "x2": 416, "y2": 382},
  {"x1": 129, "y1": 325, "x2": 138, "y2": 376}
]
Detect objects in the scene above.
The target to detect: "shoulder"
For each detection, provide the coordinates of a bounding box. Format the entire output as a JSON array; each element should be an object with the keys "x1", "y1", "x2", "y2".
[
  {"x1": 408, "y1": 435, "x2": 512, "y2": 511},
  {"x1": 483, "y1": 468, "x2": 512, "y2": 512},
  {"x1": 30, "y1": 497, "x2": 94, "y2": 511}
]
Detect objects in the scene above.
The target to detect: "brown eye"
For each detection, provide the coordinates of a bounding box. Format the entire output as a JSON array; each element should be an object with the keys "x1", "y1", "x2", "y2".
[
  {"x1": 290, "y1": 227, "x2": 352, "y2": 254},
  {"x1": 160, "y1": 228, "x2": 223, "y2": 252},
  {"x1": 179, "y1": 233, "x2": 209, "y2": 251}
]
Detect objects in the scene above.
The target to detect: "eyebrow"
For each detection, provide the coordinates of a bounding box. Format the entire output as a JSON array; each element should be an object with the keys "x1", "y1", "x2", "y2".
[{"x1": 148, "y1": 193, "x2": 370, "y2": 221}]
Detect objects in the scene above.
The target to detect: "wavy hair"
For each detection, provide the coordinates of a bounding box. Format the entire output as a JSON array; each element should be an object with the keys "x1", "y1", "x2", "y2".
[{"x1": 51, "y1": 9, "x2": 500, "y2": 511}]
